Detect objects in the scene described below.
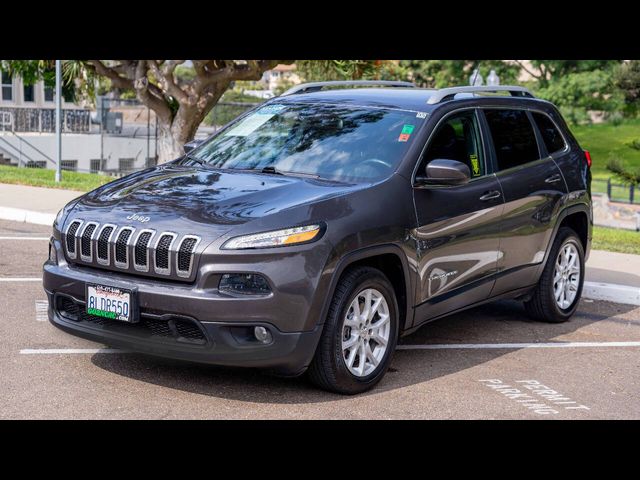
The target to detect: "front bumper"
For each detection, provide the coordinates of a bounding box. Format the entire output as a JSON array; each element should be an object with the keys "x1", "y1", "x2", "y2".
[{"x1": 43, "y1": 247, "x2": 324, "y2": 376}]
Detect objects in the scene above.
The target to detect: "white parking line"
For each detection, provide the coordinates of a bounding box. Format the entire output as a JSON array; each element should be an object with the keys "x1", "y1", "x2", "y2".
[
  {"x1": 35, "y1": 300, "x2": 48, "y2": 321},
  {"x1": 20, "y1": 348, "x2": 130, "y2": 355},
  {"x1": 0, "y1": 236, "x2": 50, "y2": 241},
  {"x1": 398, "y1": 341, "x2": 640, "y2": 350},
  {"x1": 0, "y1": 277, "x2": 42, "y2": 282}
]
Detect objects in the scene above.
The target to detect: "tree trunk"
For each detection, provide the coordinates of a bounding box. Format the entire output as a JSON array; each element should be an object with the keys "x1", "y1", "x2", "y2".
[
  {"x1": 156, "y1": 90, "x2": 225, "y2": 164},
  {"x1": 157, "y1": 122, "x2": 186, "y2": 163}
]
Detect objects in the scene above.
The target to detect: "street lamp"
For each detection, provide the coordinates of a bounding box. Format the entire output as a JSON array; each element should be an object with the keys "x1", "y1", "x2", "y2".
[{"x1": 55, "y1": 60, "x2": 62, "y2": 183}]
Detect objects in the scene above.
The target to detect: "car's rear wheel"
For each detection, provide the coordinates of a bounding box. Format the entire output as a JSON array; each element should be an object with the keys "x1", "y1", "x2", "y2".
[
  {"x1": 524, "y1": 227, "x2": 585, "y2": 323},
  {"x1": 308, "y1": 266, "x2": 399, "y2": 394}
]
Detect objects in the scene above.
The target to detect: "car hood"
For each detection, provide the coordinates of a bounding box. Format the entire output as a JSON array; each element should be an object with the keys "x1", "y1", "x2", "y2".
[{"x1": 69, "y1": 164, "x2": 360, "y2": 235}]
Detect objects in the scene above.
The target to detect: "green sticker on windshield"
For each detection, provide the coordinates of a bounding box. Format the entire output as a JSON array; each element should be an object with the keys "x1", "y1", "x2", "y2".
[{"x1": 401, "y1": 124, "x2": 415, "y2": 135}]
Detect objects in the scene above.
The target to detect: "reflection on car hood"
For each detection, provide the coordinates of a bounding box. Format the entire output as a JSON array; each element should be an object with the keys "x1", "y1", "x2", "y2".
[{"x1": 72, "y1": 164, "x2": 360, "y2": 228}]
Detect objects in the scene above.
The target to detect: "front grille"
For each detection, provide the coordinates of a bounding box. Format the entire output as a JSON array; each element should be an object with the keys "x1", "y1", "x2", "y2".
[
  {"x1": 65, "y1": 221, "x2": 82, "y2": 257},
  {"x1": 56, "y1": 295, "x2": 207, "y2": 345},
  {"x1": 115, "y1": 228, "x2": 133, "y2": 265},
  {"x1": 81, "y1": 223, "x2": 97, "y2": 259},
  {"x1": 97, "y1": 226, "x2": 114, "y2": 262},
  {"x1": 134, "y1": 231, "x2": 153, "y2": 269},
  {"x1": 155, "y1": 234, "x2": 174, "y2": 271},
  {"x1": 177, "y1": 237, "x2": 198, "y2": 276},
  {"x1": 64, "y1": 219, "x2": 200, "y2": 279}
]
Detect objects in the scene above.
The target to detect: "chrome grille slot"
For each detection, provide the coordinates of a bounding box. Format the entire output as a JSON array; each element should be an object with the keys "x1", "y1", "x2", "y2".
[
  {"x1": 65, "y1": 220, "x2": 82, "y2": 259},
  {"x1": 96, "y1": 224, "x2": 115, "y2": 265},
  {"x1": 80, "y1": 222, "x2": 98, "y2": 262},
  {"x1": 114, "y1": 227, "x2": 134, "y2": 269},
  {"x1": 154, "y1": 233, "x2": 176, "y2": 275},
  {"x1": 133, "y1": 230, "x2": 155, "y2": 272},
  {"x1": 176, "y1": 235, "x2": 200, "y2": 278}
]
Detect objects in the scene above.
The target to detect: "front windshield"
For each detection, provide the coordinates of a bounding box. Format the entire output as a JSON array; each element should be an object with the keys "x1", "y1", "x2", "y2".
[{"x1": 188, "y1": 102, "x2": 425, "y2": 182}]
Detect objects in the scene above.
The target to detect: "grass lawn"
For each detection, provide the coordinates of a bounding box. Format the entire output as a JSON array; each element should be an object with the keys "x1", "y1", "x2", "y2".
[
  {"x1": 570, "y1": 118, "x2": 640, "y2": 182},
  {"x1": 592, "y1": 226, "x2": 640, "y2": 255},
  {"x1": 0, "y1": 165, "x2": 112, "y2": 192}
]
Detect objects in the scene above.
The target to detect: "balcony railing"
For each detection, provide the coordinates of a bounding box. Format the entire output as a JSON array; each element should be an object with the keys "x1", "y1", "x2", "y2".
[{"x1": 0, "y1": 107, "x2": 90, "y2": 133}]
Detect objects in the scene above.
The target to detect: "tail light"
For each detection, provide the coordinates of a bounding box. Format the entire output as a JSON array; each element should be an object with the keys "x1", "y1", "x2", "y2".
[{"x1": 584, "y1": 150, "x2": 592, "y2": 168}]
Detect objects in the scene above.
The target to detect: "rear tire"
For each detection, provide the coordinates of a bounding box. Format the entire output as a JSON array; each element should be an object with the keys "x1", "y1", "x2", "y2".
[
  {"x1": 524, "y1": 227, "x2": 585, "y2": 323},
  {"x1": 308, "y1": 266, "x2": 399, "y2": 394}
]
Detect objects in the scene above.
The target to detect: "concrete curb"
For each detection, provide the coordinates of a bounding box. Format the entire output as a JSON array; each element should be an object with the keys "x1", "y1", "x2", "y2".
[
  {"x1": 0, "y1": 206, "x2": 55, "y2": 226},
  {"x1": 583, "y1": 281, "x2": 640, "y2": 306}
]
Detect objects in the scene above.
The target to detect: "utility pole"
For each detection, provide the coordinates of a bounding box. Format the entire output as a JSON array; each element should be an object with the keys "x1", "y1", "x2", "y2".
[{"x1": 55, "y1": 60, "x2": 62, "y2": 183}]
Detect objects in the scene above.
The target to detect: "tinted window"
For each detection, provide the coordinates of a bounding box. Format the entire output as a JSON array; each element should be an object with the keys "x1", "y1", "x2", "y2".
[
  {"x1": 532, "y1": 112, "x2": 566, "y2": 154},
  {"x1": 191, "y1": 103, "x2": 424, "y2": 182},
  {"x1": 422, "y1": 110, "x2": 485, "y2": 178},
  {"x1": 485, "y1": 109, "x2": 540, "y2": 171}
]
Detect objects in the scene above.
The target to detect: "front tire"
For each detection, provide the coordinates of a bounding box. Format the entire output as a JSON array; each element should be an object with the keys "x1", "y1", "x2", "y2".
[
  {"x1": 308, "y1": 266, "x2": 399, "y2": 394},
  {"x1": 524, "y1": 227, "x2": 585, "y2": 323}
]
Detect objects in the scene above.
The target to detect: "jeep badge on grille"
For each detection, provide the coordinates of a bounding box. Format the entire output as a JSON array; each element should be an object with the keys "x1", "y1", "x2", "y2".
[{"x1": 126, "y1": 213, "x2": 151, "y2": 223}]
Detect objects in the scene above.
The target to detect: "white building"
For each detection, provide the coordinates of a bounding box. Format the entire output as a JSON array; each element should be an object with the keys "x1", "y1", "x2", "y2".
[{"x1": 0, "y1": 70, "x2": 157, "y2": 174}]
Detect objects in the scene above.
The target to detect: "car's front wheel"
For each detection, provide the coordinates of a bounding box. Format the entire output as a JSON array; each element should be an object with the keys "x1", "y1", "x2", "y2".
[
  {"x1": 308, "y1": 266, "x2": 399, "y2": 394},
  {"x1": 524, "y1": 227, "x2": 585, "y2": 323}
]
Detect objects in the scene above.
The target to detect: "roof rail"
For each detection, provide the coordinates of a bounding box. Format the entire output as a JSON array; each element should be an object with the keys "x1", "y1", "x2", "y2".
[
  {"x1": 426, "y1": 85, "x2": 534, "y2": 105},
  {"x1": 280, "y1": 80, "x2": 416, "y2": 96}
]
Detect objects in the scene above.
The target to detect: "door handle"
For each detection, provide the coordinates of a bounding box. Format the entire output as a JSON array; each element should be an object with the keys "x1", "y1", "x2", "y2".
[
  {"x1": 545, "y1": 173, "x2": 562, "y2": 184},
  {"x1": 479, "y1": 190, "x2": 501, "y2": 201}
]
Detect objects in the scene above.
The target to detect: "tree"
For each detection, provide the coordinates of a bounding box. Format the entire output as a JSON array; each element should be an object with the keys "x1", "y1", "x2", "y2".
[
  {"x1": 1, "y1": 60, "x2": 290, "y2": 162},
  {"x1": 534, "y1": 68, "x2": 621, "y2": 124},
  {"x1": 613, "y1": 60, "x2": 640, "y2": 116},
  {"x1": 394, "y1": 60, "x2": 520, "y2": 88},
  {"x1": 607, "y1": 158, "x2": 640, "y2": 186},
  {"x1": 515, "y1": 60, "x2": 620, "y2": 88}
]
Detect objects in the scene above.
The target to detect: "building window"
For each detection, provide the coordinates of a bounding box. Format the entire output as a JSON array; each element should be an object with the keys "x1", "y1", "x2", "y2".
[
  {"x1": 1, "y1": 71, "x2": 13, "y2": 102},
  {"x1": 24, "y1": 84, "x2": 35, "y2": 102},
  {"x1": 26, "y1": 161, "x2": 46, "y2": 169},
  {"x1": 90, "y1": 159, "x2": 101, "y2": 174},
  {"x1": 119, "y1": 158, "x2": 134, "y2": 173},
  {"x1": 61, "y1": 160, "x2": 78, "y2": 172},
  {"x1": 44, "y1": 86, "x2": 54, "y2": 102}
]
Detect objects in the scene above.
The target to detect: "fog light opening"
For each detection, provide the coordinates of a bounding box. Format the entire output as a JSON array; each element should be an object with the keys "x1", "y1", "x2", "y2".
[
  {"x1": 219, "y1": 273, "x2": 271, "y2": 296},
  {"x1": 254, "y1": 326, "x2": 273, "y2": 344}
]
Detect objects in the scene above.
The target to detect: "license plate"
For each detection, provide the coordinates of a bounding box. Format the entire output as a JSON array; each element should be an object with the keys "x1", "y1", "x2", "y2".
[{"x1": 86, "y1": 283, "x2": 136, "y2": 322}]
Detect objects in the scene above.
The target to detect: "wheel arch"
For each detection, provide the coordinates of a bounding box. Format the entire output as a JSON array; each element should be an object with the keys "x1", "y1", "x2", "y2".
[
  {"x1": 321, "y1": 245, "x2": 414, "y2": 333},
  {"x1": 536, "y1": 202, "x2": 592, "y2": 280}
]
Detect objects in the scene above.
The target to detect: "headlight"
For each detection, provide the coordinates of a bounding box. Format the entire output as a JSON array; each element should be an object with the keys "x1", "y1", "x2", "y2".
[{"x1": 221, "y1": 224, "x2": 323, "y2": 250}]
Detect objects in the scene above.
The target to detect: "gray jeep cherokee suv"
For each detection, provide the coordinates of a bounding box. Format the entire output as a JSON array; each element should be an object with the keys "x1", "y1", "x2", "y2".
[{"x1": 44, "y1": 81, "x2": 592, "y2": 394}]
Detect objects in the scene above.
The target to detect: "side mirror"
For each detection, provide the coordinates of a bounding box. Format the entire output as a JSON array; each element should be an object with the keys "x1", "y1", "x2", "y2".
[
  {"x1": 417, "y1": 159, "x2": 470, "y2": 187},
  {"x1": 183, "y1": 139, "x2": 204, "y2": 154}
]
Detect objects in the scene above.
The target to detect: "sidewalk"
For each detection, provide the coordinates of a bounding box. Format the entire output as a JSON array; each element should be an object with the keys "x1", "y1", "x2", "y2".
[
  {"x1": 0, "y1": 183, "x2": 82, "y2": 225},
  {"x1": 1, "y1": 182, "x2": 639, "y2": 305}
]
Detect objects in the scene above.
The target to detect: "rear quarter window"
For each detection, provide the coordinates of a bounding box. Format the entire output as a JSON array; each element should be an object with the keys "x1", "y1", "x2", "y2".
[{"x1": 532, "y1": 111, "x2": 566, "y2": 154}]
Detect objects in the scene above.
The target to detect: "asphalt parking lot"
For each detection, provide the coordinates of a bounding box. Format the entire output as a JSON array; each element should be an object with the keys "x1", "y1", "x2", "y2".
[{"x1": 1, "y1": 218, "x2": 639, "y2": 419}]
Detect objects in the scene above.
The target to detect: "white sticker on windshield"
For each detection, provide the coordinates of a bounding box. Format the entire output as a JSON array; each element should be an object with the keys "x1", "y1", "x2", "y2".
[{"x1": 223, "y1": 112, "x2": 276, "y2": 137}]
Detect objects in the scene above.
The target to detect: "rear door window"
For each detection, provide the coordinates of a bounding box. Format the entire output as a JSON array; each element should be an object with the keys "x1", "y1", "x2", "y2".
[
  {"x1": 484, "y1": 109, "x2": 540, "y2": 171},
  {"x1": 531, "y1": 111, "x2": 566, "y2": 154}
]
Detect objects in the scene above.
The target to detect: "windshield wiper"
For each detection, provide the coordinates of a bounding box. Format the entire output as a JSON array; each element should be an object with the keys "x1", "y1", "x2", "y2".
[{"x1": 259, "y1": 166, "x2": 324, "y2": 179}]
